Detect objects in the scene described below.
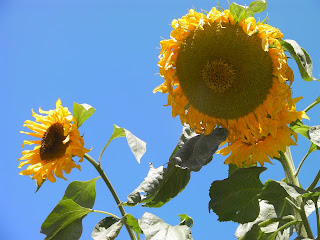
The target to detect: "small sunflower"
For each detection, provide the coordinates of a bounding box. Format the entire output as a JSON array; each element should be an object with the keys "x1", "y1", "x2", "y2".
[
  {"x1": 154, "y1": 8, "x2": 307, "y2": 166},
  {"x1": 19, "y1": 99, "x2": 90, "y2": 186}
]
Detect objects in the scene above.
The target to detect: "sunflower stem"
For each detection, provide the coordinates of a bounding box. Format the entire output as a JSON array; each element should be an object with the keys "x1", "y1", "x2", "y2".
[
  {"x1": 84, "y1": 153, "x2": 137, "y2": 240},
  {"x1": 304, "y1": 99, "x2": 320, "y2": 113},
  {"x1": 278, "y1": 148, "x2": 314, "y2": 238}
]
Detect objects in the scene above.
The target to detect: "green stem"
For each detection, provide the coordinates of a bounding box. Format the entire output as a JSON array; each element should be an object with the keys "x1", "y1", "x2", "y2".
[
  {"x1": 295, "y1": 149, "x2": 311, "y2": 177},
  {"x1": 269, "y1": 220, "x2": 301, "y2": 238},
  {"x1": 285, "y1": 197, "x2": 301, "y2": 211},
  {"x1": 92, "y1": 210, "x2": 121, "y2": 220},
  {"x1": 307, "y1": 170, "x2": 320, "y2": 191},
  {"x1": 278, "y1": 149, "x2": 314, "y2": 238},
  {"x1": 315, "y1": 200, "x2": 320, "y2": 238},
  {"x1": 304, "y1": 99, "x2": 320, "y2": 113},
  {"x1": 84, "y1": 154, "x2": 137, "y2": 240},
  {"x1": 258, "y1": 215, "x2": 295, "y2": 228}
]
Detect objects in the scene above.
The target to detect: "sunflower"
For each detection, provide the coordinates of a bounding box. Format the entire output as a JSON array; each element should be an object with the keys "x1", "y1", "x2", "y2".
[
  {"x1": 18, "y1": 99, "x2": 90, "y2": 186},
  {"x1": 154, "y1": 8, "x2": 307, "y2": 166}
]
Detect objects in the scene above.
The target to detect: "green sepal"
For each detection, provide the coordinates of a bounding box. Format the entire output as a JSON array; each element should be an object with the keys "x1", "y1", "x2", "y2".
[
  {"x1": 73, "y1": 102, "x2": 95, "y2": 128},
  {"x1": 91, "y1": 217, "x2": 123, "y2": 240},
  {"x1": 278, "y1": 39, "x2": 318, "y2": 82},
  {"x1": 209, "y1": 167, "x2": 266, "y2": 223},
  {"x1": 139, "y1": 212, "x2": 193, "y2": 240},
  {"x1": 41, "y1": 199, "x2": 92, "y2": 240},
  {"x1": 229, "y1": 0, "x2": 267, "y2": 23}
]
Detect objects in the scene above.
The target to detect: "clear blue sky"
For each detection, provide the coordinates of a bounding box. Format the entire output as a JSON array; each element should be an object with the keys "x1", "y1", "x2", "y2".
[{"x1": 2, "y1": 0, "x2": 320, "y2": 239}]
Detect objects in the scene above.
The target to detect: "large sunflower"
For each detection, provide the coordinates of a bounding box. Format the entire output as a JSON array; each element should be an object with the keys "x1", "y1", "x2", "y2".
[
  {"x1": 154, "y1": 8, "x2": 307, "y2": 166},
  {"x1": 18, "y1": 99, "x2": 90, "y2": 185}
]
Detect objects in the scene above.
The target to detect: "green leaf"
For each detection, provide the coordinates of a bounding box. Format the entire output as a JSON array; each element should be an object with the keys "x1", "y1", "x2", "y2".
[
  {"x1": 238, "y1": 223, "x2": 261, "y2": 240},
  {"x1": 124, "y1": 214, "x2": 142, "y2": 234},
  {"x1": 236, "y1": 200, "x2": 295, "y2": 240},
  {"x1": 73, "y1": 102, "x2": 95, "y2": 128},
  {"x1": 290, "y1": 120, "x2": 310, "y2": 139},
  {"x1": 307, "y1": 125, "x2": 320, "y2": 147},
  {"x1": 229, "y1": 0, "x2": 267, "y2": 23},
  {"x1": 139, "y1": 213, "x2": 193, "y2": 240},
  {"x1": 174, "y1": 127, "x2": 228, "y2": 171},
  {"x1": 91, "y1": 217, "x2": 123, "y2": 240},
  {"x1": 123, "y1": 161, "x2": 190, "y2": 208},
  {"x1": 107, "y1": 125, "x2": 146, "y2": 163},
  {"x1": 178, "y1": 214, "x2": 194, "y2": 228},
  {"x1": 260, "y1": 180, "x2": 290, "y2": 202},
  {"x1": 62, "y1": 177, "x2": 99, "y2": 208},
  {"x1": 41, "y1": 199, "x2": 92, "y2": 240},
  {"x1": 278, "y1": 39, "x2": 318, "y2": 82},
  {"x1": 123, "y1": 127, "x2": 194, "y2": 208},
  {"x1": 270, "y1": 181, "x2": 307, "y2": 199},
  {"x1": 209, "y1": 167, "x2": 266, "y2": 223},
  {"x1": 228, "y1": 164, "x2": 238, "y2": 177}
]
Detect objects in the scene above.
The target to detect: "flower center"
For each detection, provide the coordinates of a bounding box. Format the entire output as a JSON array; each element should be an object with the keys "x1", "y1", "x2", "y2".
[
  {"x1": 40, "y1": 123, "x2": 70, "y2": 161},
  {"x1": 202, "y1": 60, "x2": 235, "y2": 92},
  {"x1": 176, "y1": 22, "x2": 274, "y2": 120}
]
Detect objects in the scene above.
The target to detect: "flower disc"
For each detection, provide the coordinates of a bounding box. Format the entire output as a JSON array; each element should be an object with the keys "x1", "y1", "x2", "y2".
[{"x1": 176, "y1": 22, "x2": 273, "y2": 119}]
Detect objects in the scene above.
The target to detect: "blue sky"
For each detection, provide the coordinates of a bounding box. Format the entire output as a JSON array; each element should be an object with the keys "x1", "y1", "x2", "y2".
[{"x1": 2, "y1": 0, "x2": 320, "y2": 239}]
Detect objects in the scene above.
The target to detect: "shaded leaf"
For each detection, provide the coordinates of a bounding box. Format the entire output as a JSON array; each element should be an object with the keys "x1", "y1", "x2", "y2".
[
  {"x1": 123, "y1": 127, "x2": 194, "y2": 208},
  {"x1": 123, "y1": 162, "x2": 190, "y2": 208},
  {"x1": 124, "y1": 214, "x2": 142, "y2": 234},
  {"x1": 92, "y1": 217, "x2": 123, "y2": 240},
  {"x1": 109, "y1": 125, "x2": 146, "y2": 163},
  {"x1": 209, "y1": 167, "x2": 266, "y2": 223},
  {"x1": 41, "y1": 199, "x2": 92, "y2": 240},
  {"x1": 139, "y1": 212, "x2": 193, "y2": 240},
  {"x1": 229, "y1": 0, "x2": 266, "y2": 23},
  {"x1": 73, "y1": 103, "x2": 95, "y2": 128},
  {"x1": 178, "y1": 214, "x2": 194, "y2": 228},
  {"x1": 301, "y1": 187, "x2": 320, "y2": 199},
  {"x1": 290, "y1": 120, "x2": 310, "y2": 139},
  {"x1": 308, "y1": 125, "x2": 320, "y2": 147},
  {"x1": 62, "y1": 177, "x2": 99, "y2": 208},
  {"x1": 278, "y1": 39, "x2": 318, "y2": 82},
  {"x1": 260, "y1": 180, "x2": 290, "y2": 202},
  {"x1": 228, "y1": 164, "x2": 238, "y2": 177},
  {"x1": 174, "y1": 127, "x2": 228, "y2": 171},
  {"x1": 272, "y1": 181, "x2": 308, "y2": 199}
]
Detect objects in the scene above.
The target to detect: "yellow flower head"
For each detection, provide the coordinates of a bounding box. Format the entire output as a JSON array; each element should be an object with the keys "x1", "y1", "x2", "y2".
[
  {"x1": 154, "y1": 8, "x2": 307, "y2": 167},
  {"x1": 19, "y1": 99, "x2": 90, "y2": 186}
]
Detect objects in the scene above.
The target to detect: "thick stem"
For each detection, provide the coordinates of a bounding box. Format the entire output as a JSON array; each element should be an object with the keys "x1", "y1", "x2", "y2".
[
  {"x1": 278, "y1": 149, "x2": 314, "y2": 238},
  {"x1": 84, "y1": 154, "x2": 137, "y2": 240}
]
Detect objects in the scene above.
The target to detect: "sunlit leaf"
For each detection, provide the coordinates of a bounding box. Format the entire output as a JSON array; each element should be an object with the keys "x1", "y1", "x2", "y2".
[
  {"x1": 123, "y1": 127, "x2": 195, "y2": 207},
  {"x1": 41, "y1": 199, "x2": 92, "y2": 240},
  {"x1": 73, "y1": 102, "x2": 95, "y2": 128},
  {"x1": 178, "y1": 214, "x2": 194, "y2": 228},
  {"x1": 107, "y1": 125, "x2": 146, "y2": 163},
  {"x1": 92, "y1": 217, "x2": 123, "y2": 240},
  {"x1": 62, "y1": 177, "x2": 99, "y2": 208},
  {"x1": 124, "y1": 214, "x2": 142, "y2": 234},
  {"x1": 209, "y1": 167, "x2": 266, "y2": 223},
  {"x1": 278, "y1": 39, "x2": 318, "y2": 82},
  {"x1": 139, "y1": 213, "x2": 193, "y2": 240},
  {"x1": 229, "y1": 0, "x2": 266, "y2": 23},
  {"x1": 290, "y1": 120, "x2": 310, "y2": 139},
  {"x1": 174, "y1": 127, "x2": 228, "y2": 171},
  {"x1": 307, "y1": 125, "x2": 320, "y2": 147}
]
